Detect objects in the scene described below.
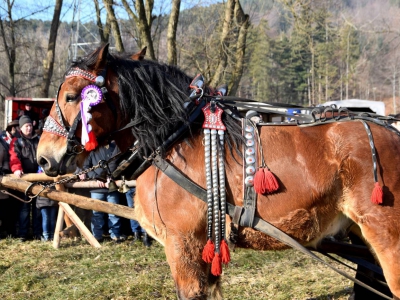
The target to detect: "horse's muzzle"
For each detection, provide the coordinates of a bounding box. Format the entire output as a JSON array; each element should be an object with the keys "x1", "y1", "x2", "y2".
[{"x1": 38, "y1": 155, "x2": 64, "y2": 177}]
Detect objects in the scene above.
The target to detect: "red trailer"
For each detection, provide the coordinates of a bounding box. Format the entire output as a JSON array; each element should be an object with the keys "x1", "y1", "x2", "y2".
[{"x1": 4, "y1": 97, "x2": 54, "y2": 128}]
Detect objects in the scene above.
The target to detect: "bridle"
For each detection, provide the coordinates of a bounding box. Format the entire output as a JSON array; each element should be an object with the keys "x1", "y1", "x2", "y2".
[{"x1": 42, "y1": 67, "x2": 115, "y2": 171}]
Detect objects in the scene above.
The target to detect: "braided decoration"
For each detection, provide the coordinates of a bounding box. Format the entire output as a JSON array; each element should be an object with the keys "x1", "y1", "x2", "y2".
[
  {"x1": 211, "y1": 129, "x2": 220, "y2": 254},
  {"x1": 202, "y1": 129, "x2": 215, "y2": 263},
  {"x1": 204, "y1": 129, "x2": 213, "y2": 241},
  {"x1": 218, "y1": 130, "x2": 226, "y2": 240}
]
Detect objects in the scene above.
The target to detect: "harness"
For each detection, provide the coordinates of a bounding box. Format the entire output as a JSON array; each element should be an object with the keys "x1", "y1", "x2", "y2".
[{"x1": 44, "y1": 67, "x2": 398, "y2": 299}]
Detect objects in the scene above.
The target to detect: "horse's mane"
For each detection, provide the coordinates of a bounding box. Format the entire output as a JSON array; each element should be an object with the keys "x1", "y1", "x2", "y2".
[{"x1": 69, "y1": 49, "x2": 243, "y2": 157}]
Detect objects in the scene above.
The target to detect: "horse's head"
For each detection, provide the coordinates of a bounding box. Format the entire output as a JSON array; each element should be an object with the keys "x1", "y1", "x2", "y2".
[{"x1": 37, "y1": 44, "x2": 145, "y2": 176}]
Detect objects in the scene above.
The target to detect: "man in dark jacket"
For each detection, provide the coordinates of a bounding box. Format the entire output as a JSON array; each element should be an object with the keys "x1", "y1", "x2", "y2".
[
  {"x1": 0, "y1": 134, "x2": 11, "y2": 238},
  {"x1": 79, "y1": 141, "x2": 124, "y2": 243},
  {"x1": 9, "y1": 115, "x2": 41, "y2": 241}
]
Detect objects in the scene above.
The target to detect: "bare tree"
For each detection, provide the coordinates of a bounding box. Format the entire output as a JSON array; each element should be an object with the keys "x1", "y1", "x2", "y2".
[
  {"x1": 167, "y1": 0, "x2": 181, "y2": 65},
  {"x1": 103, "y1": 0, "x2": 124, "y2": 52},
  {"x1": 94, "y1": 0, "x2": 110, "y2": 43},
  {"x1": 39, "y1": 0, "x2": 63, "y2": 98},
  {"x1": 209, "y1": 0, "x2": 235, "y2": 88},
  {"x1": 0, "y1": 0, "x2": 16, "y2": 99},
  {"x1": 228, "y1": 0, "x2": 249, "y2": 95},
  {"x1": 121, "y1": 0, "x2": 156, "y2": 60}
]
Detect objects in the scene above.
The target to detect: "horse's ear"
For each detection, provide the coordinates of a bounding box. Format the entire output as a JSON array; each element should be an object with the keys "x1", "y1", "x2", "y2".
[
  {"x1": 131, "y1": 46, "x2": 147, "y2": 61},
  {"x1": 91, "y1": 43, "x2": 110, "y2": 71}
]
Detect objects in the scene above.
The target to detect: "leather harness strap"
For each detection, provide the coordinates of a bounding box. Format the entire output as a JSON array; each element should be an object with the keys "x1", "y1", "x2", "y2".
[
  {"x1": 151, "y1": 154, "x2": 391, "y2": 300},
  {"x1": 240, "y1": 117, "x2": 257, "y2": 227}
]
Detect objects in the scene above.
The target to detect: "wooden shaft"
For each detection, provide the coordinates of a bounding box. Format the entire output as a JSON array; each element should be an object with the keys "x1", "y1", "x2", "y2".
[
  {"x1": 9, "y1": 174, "x2": 137, "y2": 187},
  {"x1": 64, "y1": 180, "x2": 136, "y2": 188},
  {"x1": 59, "y1": 202, "x2": 101, "y2": 248},
  {"x1": 0, "y1": 176, "x2": 136, "y2": 220},
  {"x1": 11, "y1": 173, "x2": 72, "y2": 182},
  {"x1": 53, "y1": 205, "x2": 64, "y2": 249},
  {"x1": 54, "y1": 177, "x2": 78, "y2": 238}
]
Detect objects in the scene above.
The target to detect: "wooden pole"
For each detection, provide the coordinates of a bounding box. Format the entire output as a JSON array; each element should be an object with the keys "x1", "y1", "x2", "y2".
[
  {"x1": 9, "y1": 173, "x2": 136, "y2": 188},
  {"x1": 0, "y1": 176, "x2": 136, "y2": 220},
  {"x1": 54, "y1": 177, "x2": 79, "y2": 238},
  {"x1": 64, "y1": 180, "x2": 136, "y2": 188},
  {"x1": 59, "y1": 202, "x2": 101, "y2": 248},
  {"x1": 53, "y1": 205, "x2": 64, "y2": 249}
]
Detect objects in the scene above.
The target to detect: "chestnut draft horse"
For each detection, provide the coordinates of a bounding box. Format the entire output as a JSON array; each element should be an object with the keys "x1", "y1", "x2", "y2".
[{"x1": 37, "y1": 44, "x2": 400, "y2": 299}]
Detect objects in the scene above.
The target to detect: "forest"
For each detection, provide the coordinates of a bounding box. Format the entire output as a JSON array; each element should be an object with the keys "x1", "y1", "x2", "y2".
[{"x1": 1, "y1": 0, "x2": 400, "y2": 120}]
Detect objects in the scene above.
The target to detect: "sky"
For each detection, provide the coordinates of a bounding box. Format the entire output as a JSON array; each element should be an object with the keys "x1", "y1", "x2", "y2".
[{"x1": 4, "y1": 0, "x2": 222, "y2": 23}]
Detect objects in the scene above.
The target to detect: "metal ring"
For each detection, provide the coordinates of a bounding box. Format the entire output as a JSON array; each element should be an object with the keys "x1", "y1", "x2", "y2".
[
  {"x1": 72, "y1": 144, "x2": 85, "y2": 154},
  {"x1": 25, "y1": 182, "x2": 37, "y2": 197}
]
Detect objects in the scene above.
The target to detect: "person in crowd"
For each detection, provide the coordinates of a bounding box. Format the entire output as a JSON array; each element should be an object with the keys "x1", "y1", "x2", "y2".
[
  {"x1": 23, "y1": 103, "x2": 39, "y2": 131},
  {"x1": 9, "y1": 115, "x2": 42, "y2": 241},
  {"x1": 16, "y1": 109, "x2": 24, "y2": 120},
  {"x1": 36, "y1": 184, "x2": 58, "y2": 241},
  {"x1": 79, "y1": 140, "x2": 124, "y2": 243},
  {"x1": 2, "y1": 120, "x2": 21, "y2": 144},
  {"x1": 125, "y1": 187, "x2": 152, "y2": 247},
  {"x1": 0, "y1": 132, "x2": 11, "y2": 238},
  {"x1": 37, "y1": 108, "x2": 50, "y2": 135}
]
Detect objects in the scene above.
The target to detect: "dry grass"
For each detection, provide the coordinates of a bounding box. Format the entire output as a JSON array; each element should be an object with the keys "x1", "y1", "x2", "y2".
[{"x1": 0, "y1": 237, "x2": 355, "y2": 299}]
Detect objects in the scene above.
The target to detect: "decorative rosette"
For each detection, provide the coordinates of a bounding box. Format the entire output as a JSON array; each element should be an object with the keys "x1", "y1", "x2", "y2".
[{"x1": 80, "y1": 85, "x2": 102, "y2": 151}]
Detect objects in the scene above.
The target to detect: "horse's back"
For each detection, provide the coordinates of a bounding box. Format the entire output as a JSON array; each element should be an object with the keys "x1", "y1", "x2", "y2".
[{"x1": 236, "y1": 121, "x2": 400, "y2": 250}]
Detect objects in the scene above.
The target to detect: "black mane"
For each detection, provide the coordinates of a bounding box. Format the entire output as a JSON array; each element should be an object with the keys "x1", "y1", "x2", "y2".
[{"x1": 70, "y1": 50, "x2": 243, "y2": 157}]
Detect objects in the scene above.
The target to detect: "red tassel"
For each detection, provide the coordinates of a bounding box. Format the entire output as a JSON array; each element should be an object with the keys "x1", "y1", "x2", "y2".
[
  {"x1": 202, "y1": 239, "x2": 215, "y2": 263},
  {"x1": 254, "y1": 168, "x2": 279, "y2": 194},
  {"x1": 211, "y1": 253, "x2": 222, "y2": 276},
  {"x1": 85, "y1": 131, "x2": 98, "y2": 151},
  {"x1": 220, "y1": 240, "x2": 230, "y2": 264},
  {"x1": 264, "y1": 169, "x2": 279, "y2": 193},
  {"x1": 371, "y1": 182, "x2": 383, "y2": 205},
  {"x1": 254, "y1": 169, "x2": 266, "y2": 194}
]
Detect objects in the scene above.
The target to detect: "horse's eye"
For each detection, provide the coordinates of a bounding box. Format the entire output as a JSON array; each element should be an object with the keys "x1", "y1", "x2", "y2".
[{"x1": 66, "y1": 94, "x2": 79, "y2": 102}]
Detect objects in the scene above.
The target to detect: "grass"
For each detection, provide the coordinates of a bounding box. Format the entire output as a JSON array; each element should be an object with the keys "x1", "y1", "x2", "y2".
[{"x1": 0, "y1": 237, "x2": 355, "y2": 300}]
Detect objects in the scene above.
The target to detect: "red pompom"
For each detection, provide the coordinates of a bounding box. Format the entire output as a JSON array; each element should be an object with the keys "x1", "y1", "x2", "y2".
[
  {"x1": 202, "y1": 239, "x2": 215, "y2": 263},
  {"x1": 220, "y1": 239, "x2": 230, "y2": 264},
  {"x1": 371, "y1": 182, "x2": 383, "y2": 205},
  {"x1": 211, "y1": 253, "x2": 222, "y2": 276},
  {"x1": 254, "y1": 168, "x2": 279, "y2": 194},
  {"x1": 85, "y1": 131, "x2": 98, "y2": 151}
]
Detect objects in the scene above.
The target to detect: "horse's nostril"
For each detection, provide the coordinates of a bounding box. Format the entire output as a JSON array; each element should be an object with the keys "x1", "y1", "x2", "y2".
[{"x1": 38, "y1": 156, "x2": 49, "y2": 167}]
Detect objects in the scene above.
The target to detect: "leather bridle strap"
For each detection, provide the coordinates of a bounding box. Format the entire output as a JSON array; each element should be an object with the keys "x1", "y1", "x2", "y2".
[{"x1": 151, "y1": 154, "x2": 391, "y2": 300}]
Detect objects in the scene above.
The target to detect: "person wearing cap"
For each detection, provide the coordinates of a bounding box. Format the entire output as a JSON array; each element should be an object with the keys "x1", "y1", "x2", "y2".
[{"x1": 9, "y1": 115, "x2": 42, "y2": 241}]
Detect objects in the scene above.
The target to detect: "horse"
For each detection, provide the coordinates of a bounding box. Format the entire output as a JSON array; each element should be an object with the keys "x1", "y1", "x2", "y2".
[{"x1": 37, "y1": 44, "x2": 400, "y2": 299}]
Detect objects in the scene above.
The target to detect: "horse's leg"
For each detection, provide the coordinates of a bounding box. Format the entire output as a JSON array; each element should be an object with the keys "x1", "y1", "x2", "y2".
[
  {"x1": 134, "y1": 181, "x2": 222, "y2": 299},
  {"x1": 344, "y1": 202, "x2": 400, "y2": 298},
  {"x1": 164, "y1": 233, "x2": 222, "y2": 300}
]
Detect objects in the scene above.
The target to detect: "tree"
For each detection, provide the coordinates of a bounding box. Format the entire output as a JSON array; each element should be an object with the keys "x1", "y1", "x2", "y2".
[
  {"x1": 39, "y1": 0, "x2": 63, "y2": 98},
  {"x1": 0, "y1": 0, "x2": 17, "y2": 99},
  {"x1": 93, "y1": 0, "x2": 110, "y2": 43},
  {"x1": 209, "y1": 0, "x2": 235, "y2": 88},
  {"x1": 166, "y1": 0, "x2": 180, "y2": 65},
  {"x1": 228, "y1": 0, "x2": 250, "y2": 95},
  {"x1": 103, "y1": 0, "x2": 124, "y2": 52},
  {"x1": 121, "y1": 0, "x2": 156, "y2": 60}
]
